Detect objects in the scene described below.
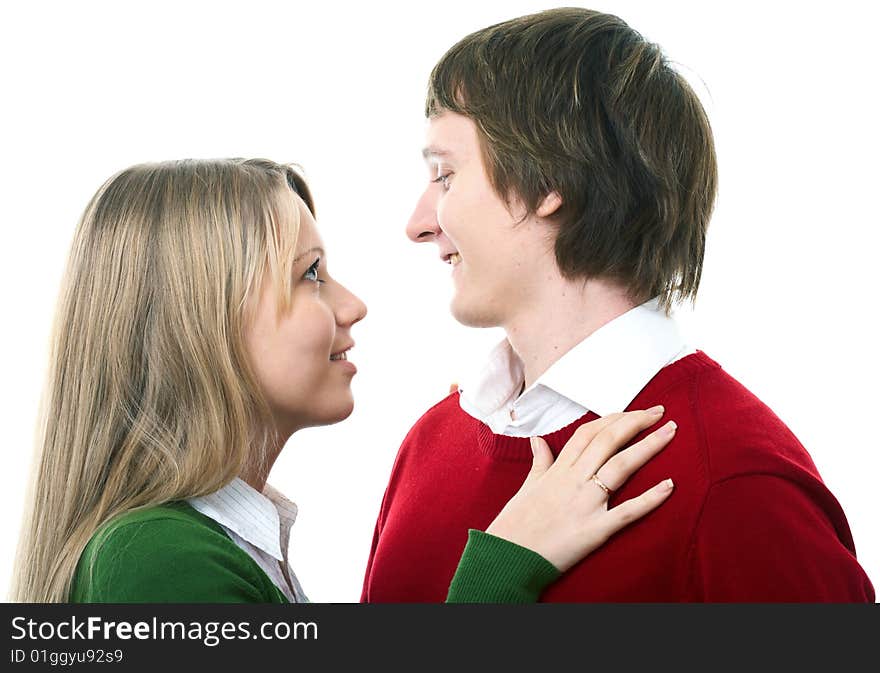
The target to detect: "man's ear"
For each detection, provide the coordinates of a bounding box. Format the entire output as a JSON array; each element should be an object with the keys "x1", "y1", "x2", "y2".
[{"x1": 536, "y1": 190, "x2": 563, "y2": 218}]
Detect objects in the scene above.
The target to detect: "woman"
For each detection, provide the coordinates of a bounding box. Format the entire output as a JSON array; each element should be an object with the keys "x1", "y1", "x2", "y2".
[{"x1": 10, "y1": 159, "x2": 675, "y2": 603}]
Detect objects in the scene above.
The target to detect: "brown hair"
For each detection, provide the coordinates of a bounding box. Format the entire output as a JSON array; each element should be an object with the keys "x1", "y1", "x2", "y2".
[{"x1": 427, "y1": 8, "x2": 717, "y2": 311}]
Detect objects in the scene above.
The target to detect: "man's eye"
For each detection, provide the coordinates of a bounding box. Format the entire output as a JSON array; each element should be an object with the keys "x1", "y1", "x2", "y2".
[
  {"x1": 303, "y1": 258, "x2": 325, "y2": 284},
  {"x1": 432, "y1": 172, "x2": 452, "y2": 189}
]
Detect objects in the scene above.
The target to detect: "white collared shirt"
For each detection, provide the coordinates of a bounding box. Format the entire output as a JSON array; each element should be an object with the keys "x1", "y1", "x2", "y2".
[
  {"x1": 188, "y1": 478, "x2": 308, "y2": 603},
  {"x1": 459, "y1": 298, "x2": 695, "y2": 436}
]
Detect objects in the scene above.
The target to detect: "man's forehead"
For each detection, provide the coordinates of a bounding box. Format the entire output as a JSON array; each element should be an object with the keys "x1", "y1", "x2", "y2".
[{"x1": 421, "y1": 113, "x2": 474, "y2": 162}]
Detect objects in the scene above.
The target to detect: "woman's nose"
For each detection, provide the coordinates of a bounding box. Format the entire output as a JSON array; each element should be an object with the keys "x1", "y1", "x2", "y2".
[{"x1": 336, "y1": 284, "x2": 367, "y2": 327}]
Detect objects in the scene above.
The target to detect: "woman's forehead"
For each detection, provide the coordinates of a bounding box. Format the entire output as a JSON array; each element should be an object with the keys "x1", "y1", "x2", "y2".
[{"x1": 292, "y1": 198, "x2": 324, "y2": 253}]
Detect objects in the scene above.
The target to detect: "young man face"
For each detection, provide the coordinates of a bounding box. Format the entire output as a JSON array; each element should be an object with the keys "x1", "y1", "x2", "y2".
[{"x1": 406, "y1": 110, "x2": 559, "y2": 329}]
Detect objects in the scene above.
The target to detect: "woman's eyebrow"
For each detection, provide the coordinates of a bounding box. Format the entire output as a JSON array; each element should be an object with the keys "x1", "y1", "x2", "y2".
[{"x1": 293, "y1": 246, "x2": 326, "y2": 263}]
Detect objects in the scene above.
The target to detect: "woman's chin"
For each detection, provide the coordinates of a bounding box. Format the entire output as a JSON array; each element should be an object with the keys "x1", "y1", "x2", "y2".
[
  {"x1": 330, "y1": 398, "x2": 355, "y2": 424},
  {"x1": 280, "y1": 390, "x2": 356, "y2": 433},
  {"x1": 308, "y1": 396, "x2": 356, "y2": 428}
]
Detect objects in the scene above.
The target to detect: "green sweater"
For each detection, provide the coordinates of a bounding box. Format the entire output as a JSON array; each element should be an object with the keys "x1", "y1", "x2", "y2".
[{"x1": 70, "y1": 502, "x2": 559, "y2": 603}]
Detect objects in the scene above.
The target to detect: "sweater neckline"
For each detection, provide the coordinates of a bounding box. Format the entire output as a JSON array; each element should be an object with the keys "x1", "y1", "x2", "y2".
[{"x1": 473, "y1": 350, "x2": 718, "y2": 462}]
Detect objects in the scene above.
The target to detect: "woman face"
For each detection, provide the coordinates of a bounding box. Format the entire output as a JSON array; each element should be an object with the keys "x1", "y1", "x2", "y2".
[{"x1": 244, "y1": 196, "x2": 367, "y2": 437}]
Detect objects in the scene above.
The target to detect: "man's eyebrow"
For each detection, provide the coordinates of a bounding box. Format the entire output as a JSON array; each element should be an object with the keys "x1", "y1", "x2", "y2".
[
  {"x1": 421, "y1": 146, "x2": 454, "y2": 160},
  {"x1": 293, "y1": 246, "x2": 325, "y2": 264}
]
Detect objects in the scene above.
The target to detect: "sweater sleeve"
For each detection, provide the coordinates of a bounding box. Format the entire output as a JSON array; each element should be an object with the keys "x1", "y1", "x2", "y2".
[
  {"x1": 71, "y1": 518, "x2": 272, "y2": 603},
  {"x1": 445, "y1": 530, "x2": 561, "y2": 603},
  {"x1": 685, "y1": 474, "x2": 875, "y2": 602}
]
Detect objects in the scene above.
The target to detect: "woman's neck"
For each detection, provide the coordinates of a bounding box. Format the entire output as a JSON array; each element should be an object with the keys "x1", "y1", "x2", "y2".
[{"x1": 240, "y1": 430, "x2": 288, "y2": 492}]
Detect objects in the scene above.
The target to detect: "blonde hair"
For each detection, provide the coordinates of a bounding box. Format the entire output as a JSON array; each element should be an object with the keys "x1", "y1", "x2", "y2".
[{"x1": 10, "y1": 158, "x2": 312, "y2": 602}]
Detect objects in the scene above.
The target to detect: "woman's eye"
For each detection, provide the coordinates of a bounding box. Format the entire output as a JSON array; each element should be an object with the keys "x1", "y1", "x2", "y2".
[{"x1": 303, "y1": 258, "x2": 325, "y2": 284}]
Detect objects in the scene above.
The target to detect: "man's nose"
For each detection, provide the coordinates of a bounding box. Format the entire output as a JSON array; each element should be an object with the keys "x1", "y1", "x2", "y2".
[{"x1": 405, "y1": 189, "x2": 440, "y2": 243}]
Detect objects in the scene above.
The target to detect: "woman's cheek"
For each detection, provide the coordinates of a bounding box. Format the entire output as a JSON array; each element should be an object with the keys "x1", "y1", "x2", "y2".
[{"x1": 290, "y1": 298, "x2": 336, "y2": 363}]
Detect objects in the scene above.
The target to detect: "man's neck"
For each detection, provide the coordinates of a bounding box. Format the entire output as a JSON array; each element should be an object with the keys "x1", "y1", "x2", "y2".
[{"x1": 505, "y1": 277, "x2": 636, "y2": 389}]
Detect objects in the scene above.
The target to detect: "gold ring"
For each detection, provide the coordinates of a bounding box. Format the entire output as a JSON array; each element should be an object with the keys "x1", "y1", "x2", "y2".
[{"x1": 590, "y1": 474, "x2": 612, "y2": 497}]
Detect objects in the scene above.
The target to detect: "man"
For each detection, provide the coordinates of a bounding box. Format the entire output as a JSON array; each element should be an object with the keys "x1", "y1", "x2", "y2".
[{"x1": 361, "y1": 8, "x2": 874, "y2": 601}]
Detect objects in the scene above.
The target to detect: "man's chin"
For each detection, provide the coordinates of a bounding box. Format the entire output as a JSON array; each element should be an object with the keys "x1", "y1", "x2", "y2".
[{"x1": 449, "y1": 296, "x2": 499, "y2": 328}]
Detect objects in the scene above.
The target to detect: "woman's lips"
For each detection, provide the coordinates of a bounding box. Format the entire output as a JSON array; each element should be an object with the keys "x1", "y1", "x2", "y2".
[
  {"x1": 330, "y1": 346, "x2": 357, "y2": 373},
  {"x1": 331, "y1": 358, "x2": 357, "y2": 374}
]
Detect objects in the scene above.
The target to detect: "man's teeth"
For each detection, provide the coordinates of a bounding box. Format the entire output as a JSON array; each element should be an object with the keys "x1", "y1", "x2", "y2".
[
  {"x1": 330, "y1": 351, "x2": 348, "y2": 361},
  {"x1": 449, "y1": 253, "x2": 461, "y2": 266}
]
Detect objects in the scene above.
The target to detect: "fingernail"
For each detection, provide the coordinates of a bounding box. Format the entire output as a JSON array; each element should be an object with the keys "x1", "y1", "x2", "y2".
[
  {"x1": 660, "y1": 420, "x2": 677, "y2": 436},
  {"x1": 529, "y1": 436, "x2": 538, "y2": 456},
  {"x1": 663, "y1": 478, "x2": 674, "y2": 491},
  {"x1": 647, "y1": 405, "x2": 664, "y2": 415}
]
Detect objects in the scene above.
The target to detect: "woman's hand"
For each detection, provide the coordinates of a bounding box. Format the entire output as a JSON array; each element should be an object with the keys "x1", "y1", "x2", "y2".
[{"x1": 485, "y1": 407, "x2": 675, "y2": 572}]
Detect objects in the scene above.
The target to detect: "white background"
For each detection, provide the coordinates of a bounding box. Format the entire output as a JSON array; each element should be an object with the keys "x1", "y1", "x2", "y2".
[{"x1": 1, "y1": 1, "x2": 877, "y2": 602}]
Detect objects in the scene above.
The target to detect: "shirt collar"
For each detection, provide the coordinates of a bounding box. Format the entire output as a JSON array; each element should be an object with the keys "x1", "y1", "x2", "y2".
[
  {"x1": 188, "y1": 478, "x2": 298, "y2": 562},
  {"x1": 460, "y1": 297, "x2": 686, "y2": 420},
  {"x1": 459, "y1": 338, "x2": 525, "y2": 418}
]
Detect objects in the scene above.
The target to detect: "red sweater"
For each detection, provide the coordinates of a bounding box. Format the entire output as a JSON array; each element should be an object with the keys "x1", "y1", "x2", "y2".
[{"x1": 361, "y1": 352, "x2": 874, "y2": 602}]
